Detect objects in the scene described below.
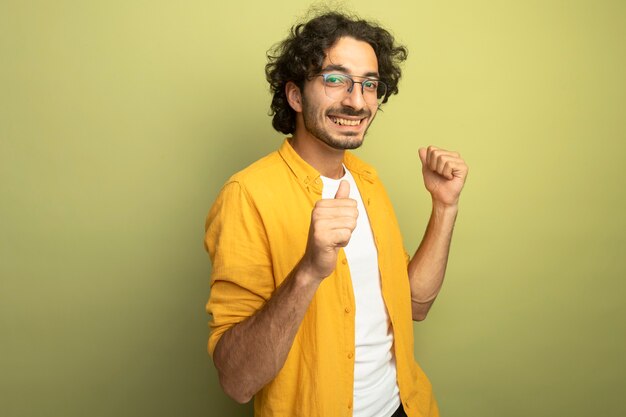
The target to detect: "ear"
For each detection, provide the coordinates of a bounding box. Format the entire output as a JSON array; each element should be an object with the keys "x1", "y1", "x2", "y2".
[{"x1": 285, "y1": 81, "x2": 303, "y2": 113}]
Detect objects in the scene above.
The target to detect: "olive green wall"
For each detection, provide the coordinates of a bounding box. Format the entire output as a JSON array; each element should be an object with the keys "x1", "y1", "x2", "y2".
[{"x1": 1, "y1": 1, "x2": 624, "y2": 416}]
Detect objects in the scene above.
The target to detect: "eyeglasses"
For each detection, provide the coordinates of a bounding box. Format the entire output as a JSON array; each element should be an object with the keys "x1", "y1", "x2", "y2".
[{"x1": 316, "y1": 73, "x2": 388, "y2": 106}]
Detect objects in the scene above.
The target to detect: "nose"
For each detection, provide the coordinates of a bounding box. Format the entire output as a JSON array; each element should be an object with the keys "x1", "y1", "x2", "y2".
[{"x1": 341, "y1": 81, "x2": 367, "y2": 110}]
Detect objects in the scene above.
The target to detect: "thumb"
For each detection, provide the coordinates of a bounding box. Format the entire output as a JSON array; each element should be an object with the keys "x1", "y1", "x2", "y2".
[
  {"x1": 334, "y1": 180, "x2": 350, "y2": 199},
  {"x1": 418, "y1": 147, "x2": 427, "y2": 165}
]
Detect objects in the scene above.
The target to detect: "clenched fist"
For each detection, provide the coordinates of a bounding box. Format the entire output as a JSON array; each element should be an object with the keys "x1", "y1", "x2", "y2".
[
  {"x1": 300, "y1": 180, "x2": 358, "y2": 280},
  {"x1": 418, "y1": 146, "x2": 469, "y2": 207}
]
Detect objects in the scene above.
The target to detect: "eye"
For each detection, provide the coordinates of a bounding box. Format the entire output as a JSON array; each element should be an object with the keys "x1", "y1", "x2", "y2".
[
  {"x1": 324, "y1": 74, "x2": 348, "y2": 86},
  {"x1": 362, "y1": 80, "x2": 379, "y2": 91}
]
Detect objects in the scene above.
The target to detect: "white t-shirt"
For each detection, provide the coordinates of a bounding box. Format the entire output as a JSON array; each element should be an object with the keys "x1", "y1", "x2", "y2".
[{"x1": 321, "y1": 167, "x2": 401, "y2": 417}]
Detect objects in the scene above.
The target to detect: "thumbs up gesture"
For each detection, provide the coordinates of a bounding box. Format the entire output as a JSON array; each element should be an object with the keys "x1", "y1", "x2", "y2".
[{"x1": 300, "y1": 180, "x2": 358, "y2": 280}]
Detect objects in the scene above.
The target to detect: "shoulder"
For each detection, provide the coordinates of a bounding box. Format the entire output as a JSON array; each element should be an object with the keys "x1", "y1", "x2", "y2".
[
  {"x1": 227, "y1": 150, "x2": 283, "y2": 185},
  {"x1": 221, "y1": 149, "x2": 292, "y2": 195},
  {"x1": 211, "y1": 146, "x2": 300, "y2": 216},
  {"x1": 206, "y1": 152, "x2": 284, "y2": 238}
]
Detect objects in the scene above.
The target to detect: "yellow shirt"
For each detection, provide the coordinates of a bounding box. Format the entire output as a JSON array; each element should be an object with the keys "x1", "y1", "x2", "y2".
[{"x1": 205, "y1": 139, "x2": 439, "y2": 417}]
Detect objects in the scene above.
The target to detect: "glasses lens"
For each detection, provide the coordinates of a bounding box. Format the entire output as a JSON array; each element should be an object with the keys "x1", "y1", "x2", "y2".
[
  {"x1": 322, "y1": 74, "x2": 350, "y2": 100},
  {"x1": 362, "y1": 79, "x2": 387, "y2": 106},
  {"x1": 321, "y1": 74, "x2": 387, "y2": 105}
]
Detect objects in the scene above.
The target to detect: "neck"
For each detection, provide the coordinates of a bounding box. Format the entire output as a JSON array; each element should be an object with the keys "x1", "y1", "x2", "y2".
[{"x1": 289, "y1": 130, "x2": 346, "y2": 180}]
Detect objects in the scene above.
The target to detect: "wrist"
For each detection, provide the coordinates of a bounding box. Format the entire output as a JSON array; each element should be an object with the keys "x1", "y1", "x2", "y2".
[
  {"x1": 292, "y1": 258, "x2": 324, "y2": 289},
  {"x1": 432, "y1": 199, "x2": 459, "y2": 214}
]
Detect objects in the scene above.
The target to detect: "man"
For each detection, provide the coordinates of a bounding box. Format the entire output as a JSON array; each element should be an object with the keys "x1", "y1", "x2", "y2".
[{"x1": 205, "y1": 11, "x2": 468, "y2": 417}]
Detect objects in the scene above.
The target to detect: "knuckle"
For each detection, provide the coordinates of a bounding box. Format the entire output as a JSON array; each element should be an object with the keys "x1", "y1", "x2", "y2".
[
  {"x1": 313, "y1": 230, "x2": 325, "y2": 242},
  {"x1": 339, "y1": 229, "x2": 351, "y2": 241}
]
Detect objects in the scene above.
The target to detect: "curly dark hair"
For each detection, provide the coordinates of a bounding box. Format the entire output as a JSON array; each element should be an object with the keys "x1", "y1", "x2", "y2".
[{"x1": 265, "y1": 11, "x2": 408, "y2": 135}]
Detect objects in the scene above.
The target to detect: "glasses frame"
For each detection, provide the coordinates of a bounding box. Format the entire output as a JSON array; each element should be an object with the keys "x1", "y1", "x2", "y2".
[{"x1": 315, "y1": 73, "x2": 388, "y2": 107}]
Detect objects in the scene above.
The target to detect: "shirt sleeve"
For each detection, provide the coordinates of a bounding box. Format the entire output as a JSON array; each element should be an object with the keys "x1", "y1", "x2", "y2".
[{"x1": 204, "y1": 180, "x2": 275, "y2": 357}]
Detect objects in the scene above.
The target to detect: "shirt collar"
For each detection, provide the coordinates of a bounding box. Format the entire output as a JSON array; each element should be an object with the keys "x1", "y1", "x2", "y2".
[
  {"x1": 278, "y1": 138, "x2": 378, "y2": 193},
  {"x1": 343, "y1": 149, "x2": 377, "y2": 184}
]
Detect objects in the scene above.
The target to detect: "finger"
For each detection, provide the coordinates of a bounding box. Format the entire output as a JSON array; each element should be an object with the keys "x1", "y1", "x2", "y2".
[
  {"x1": 442, "y1": 160, "x2": 454, "y2": 180},
  {"x1": 418, "y1": 147, "x2": 427, "y2": 165},
  {"x1": 431, "y1": 152, "x2": 462, "y2": 174},
  {"x1": 331, "y1": 228, "x2": 354, "y2": 247},
  {"x1": 315, "y1": 198, "x2": 357, "y2": 209},
  {"x1": 436, "y1": 155, "x2": 456, "y2": 178},
  {"x1": 427, "y1": 147, "x2": 441, "y2": 171},
  {"x1": 313, "y1": 206, "x2": 358, "y2": 220},
  {"x1": 439, "y1": 159, "x2": 468, "y2": 180},
  {"x1": 334, "y1": 180, "x2": 350, "y2": 199},
  {"x1": 312, "y1": 224, "x2": 355, "y2": 246},
  {"x1": 448, "y1": 160, "x2": 469, "y2": 179},
  {"x1": 426, "y1": 146, "x2": 461, "y2": 167},
  {"x1": 323, "y1": 217, "x2": 358, "y2": 233}
]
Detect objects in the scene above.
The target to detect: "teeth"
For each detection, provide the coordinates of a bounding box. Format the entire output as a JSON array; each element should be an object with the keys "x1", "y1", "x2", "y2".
[{"x1": 331, "y1": 117, "x2": 361, "y2": 126}]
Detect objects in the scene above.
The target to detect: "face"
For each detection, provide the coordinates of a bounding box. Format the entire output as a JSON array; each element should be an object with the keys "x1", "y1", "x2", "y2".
[{"x1": 299, "y1": 37, "x2": 380, "y2": 150}]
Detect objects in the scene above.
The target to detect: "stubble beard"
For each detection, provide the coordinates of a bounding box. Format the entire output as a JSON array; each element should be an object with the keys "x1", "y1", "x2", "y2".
[{"x1": 301, "y1": 96, "x2": 374, "y2": 151}]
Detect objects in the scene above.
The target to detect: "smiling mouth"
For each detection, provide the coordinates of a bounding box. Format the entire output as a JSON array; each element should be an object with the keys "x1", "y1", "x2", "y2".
[{"x1": 329, "y1": 116, "x2": 365, "y2": 126}]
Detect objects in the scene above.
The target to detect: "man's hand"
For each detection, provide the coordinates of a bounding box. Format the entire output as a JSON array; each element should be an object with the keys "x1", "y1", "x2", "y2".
[
  {"x1": 418, "y1": 146, "x2": 469, "y2": 207},
  {"x1": 300, "y1": 180, "x2": 358, "y2": 280}
]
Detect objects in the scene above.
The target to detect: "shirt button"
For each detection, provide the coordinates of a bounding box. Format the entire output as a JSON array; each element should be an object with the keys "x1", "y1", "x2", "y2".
[
  {"x1": 347, "y1": 352, "x2": 353, "y2": 359},
  {"x1": 344, "y1": 307, "x2": 350, "y2": 314},
  {"x1": 314, "y1": 178, "x2": 320, "y2": 185},
  {"x1": 341, "y1": 259, "x2": 347, "y2": 265},
  {"x1": 348, "y1": 401, "x2": 353, "y2": 409}
]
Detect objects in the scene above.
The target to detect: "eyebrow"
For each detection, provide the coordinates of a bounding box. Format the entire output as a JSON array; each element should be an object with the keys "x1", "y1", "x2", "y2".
[{"x1": 320, "y1": 64, "x2": 380, "y2": 78}]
